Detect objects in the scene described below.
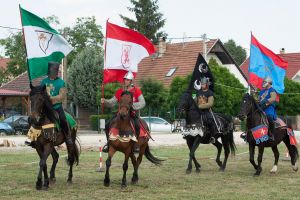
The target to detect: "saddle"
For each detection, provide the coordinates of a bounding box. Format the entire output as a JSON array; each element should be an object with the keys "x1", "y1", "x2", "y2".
[{"x1": 274, "y1": 118, "x2": 287, "y2": 129}]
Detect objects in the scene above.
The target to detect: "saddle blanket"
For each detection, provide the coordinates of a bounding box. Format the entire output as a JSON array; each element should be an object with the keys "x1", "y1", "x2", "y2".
[{"x1": 251, "y1": 125, "x2": 269, "y2": 144}]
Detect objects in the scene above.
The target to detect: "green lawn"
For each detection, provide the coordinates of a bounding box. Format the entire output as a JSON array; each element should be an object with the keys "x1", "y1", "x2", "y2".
[{"x1": 0, "y1": 144, "x2": 299, "y2": 200}]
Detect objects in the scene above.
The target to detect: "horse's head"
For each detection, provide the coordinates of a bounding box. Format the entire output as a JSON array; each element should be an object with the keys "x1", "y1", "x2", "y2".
[
  {"x1": 176, "y1": 90, "x2": 194, "y2": 113},
  {"x1": 119, "y1": 91, "x2": 133, "y2": 119},
  {"x1": 238, "y1": 93, "x2": 256, "y2": 120},
  {"x1": 29, "y1": 84, "x2": 53, "y2": 125}
]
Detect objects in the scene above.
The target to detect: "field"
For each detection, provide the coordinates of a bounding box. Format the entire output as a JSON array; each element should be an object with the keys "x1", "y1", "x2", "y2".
[{"x1": 0, "y1": 144, "x2": 299, "y2": 200}]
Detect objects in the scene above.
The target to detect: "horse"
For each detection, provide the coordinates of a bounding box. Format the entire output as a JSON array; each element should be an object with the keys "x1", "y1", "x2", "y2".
[
  {"x1": 29, "y1": 84, "x2": 80, "y2": 190},
  {"x1": 238, "y1": 93, "x2": 298, "y2": 176},
  {"x1": 176, "y1": 90, "x2": 236, "y2": 173},
  {"x1": 104, "y1": 91, "x2": 163, "y2": 188}
]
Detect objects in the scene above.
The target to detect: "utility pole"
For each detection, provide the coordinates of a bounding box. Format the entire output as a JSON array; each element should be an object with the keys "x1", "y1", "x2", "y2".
[{"x1": 202, "y1": 33, "x2": 207, "y2": 61}]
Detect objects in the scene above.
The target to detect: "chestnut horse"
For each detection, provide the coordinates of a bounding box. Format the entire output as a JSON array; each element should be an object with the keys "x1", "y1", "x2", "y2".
[{"x1": 104, "y1": 91, "x2": 163, "y2": 188}]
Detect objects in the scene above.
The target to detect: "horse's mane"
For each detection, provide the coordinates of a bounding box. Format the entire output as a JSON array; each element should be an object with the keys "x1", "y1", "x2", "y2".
[
  {"x1": 183, "y1": 90, "x2": 203, "y2": 114},
  {"x1": 30, "y1": 85, "x2": 59, "y2": 123},
  {"x1": 121, "y1": 90, "x2": 133, "y2": 98}
]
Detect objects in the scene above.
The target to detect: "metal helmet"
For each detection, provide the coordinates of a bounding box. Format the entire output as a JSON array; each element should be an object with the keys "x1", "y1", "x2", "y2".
[
  {"x1": 48, "y1": 62, "x2": 60, "y2": 78},
  {"x1": 123, "y1": 71, "x2": 134, "y2": 80},
  {"x1": 200, "y1": 77, "x2": 209, "y2": 84},
  {"x1": 262, "y1": 76, "x2": 272, "y2": 88}
]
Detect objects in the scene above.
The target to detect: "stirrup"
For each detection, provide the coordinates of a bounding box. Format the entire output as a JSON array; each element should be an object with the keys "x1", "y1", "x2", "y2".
[{"x1": 102, "y1": 144, "x2": 109, "y2": 153}]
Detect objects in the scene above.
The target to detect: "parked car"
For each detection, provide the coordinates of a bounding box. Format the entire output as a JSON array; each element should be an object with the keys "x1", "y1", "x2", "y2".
[
  {"x1": 141, "y1": 116, "x2": 172, "y2": 133},
  {"x1": 3, "y1": 115, "x2": 30, "y2": 135},
  {"x1": 0, "y1": 122, "x2": 15, "y2": 136}
]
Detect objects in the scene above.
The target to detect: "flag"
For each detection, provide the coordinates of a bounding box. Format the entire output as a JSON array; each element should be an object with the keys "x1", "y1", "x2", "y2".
[
  {"x1": 104, "y1": 21, "x2": 155, "y2": 84},
  {"x1": 251, "y1": 124, "x2": 269, "y2": 144},
  {"x1": 20, "y1": 6, "x2": 73, "y2": 80},
  {"x1": 249, "y1": 34, "x2": 288, "y2": 94},
  {"x1": 188, "y1": 53, "x2": 214, "y2": 92}
]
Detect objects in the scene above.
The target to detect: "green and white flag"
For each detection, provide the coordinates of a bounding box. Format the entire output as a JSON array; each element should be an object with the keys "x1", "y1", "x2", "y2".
[{"x1": 20, "y1": 6, "x2": 73, "y2": 80}]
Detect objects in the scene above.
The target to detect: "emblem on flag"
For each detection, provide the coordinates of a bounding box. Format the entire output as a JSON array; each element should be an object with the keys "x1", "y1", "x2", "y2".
[
  {"x1": 251, "y1": 124, "x2": 269, "y2": 144},
  {"x1": 121, "y1": 44, "x2": 132, "y2": 69},
  {"x1": 35, "y1": 30, "x2": 53, "y2": 54}
]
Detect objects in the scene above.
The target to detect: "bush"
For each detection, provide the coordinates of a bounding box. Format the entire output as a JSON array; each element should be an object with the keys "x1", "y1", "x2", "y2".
[{"x1": 89, "y1": 114, "x2": 112, "y2": 131}]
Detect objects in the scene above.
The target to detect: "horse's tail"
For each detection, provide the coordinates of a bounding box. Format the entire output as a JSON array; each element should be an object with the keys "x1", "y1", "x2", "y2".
[
  {"x1": 228, "y1": 120, "x2": 236, "y2": 156},
  {"x1": 70, "y1": 127, "x2": 80, "y2": 166},
  {"x1": 144, "y1": 144, "x2": 164, "y2": 165}
]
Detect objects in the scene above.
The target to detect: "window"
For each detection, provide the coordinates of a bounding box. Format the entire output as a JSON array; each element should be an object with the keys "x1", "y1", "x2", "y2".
[{"x1": 165, "y1": 67, "x2": 177, "y2": 77}]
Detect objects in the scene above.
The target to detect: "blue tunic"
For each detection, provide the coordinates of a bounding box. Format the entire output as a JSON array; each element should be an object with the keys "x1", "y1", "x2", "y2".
[{"x1": 259, "y1": 87, "x2": 277, "y2": 120}]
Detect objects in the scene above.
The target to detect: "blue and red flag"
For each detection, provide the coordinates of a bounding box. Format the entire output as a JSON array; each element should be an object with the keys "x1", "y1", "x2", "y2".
[
  {"x1": 251, "y1": 124, "x2": 269, "y2": 144},
  {"x1": 249, "y1": 34, "x2": 288, "y2": 94}
]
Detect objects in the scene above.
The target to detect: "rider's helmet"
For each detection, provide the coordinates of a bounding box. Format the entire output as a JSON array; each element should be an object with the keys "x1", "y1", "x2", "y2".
[
  {"x1": 200, "y1": 77, "x2": 209, "y2": 90},
  {"x1": 48, "y1": 62, "x2": 60, "y2": 79},
  {"x1": 262, "y1": 76, "x2": 272, "y2": 88},
  {"x1": 124, "y1": 71, "x2": 134, "y2": 80}
]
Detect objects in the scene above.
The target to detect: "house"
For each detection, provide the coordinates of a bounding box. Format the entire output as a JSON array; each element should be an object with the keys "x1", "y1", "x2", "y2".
[
  {"x1": 136, "y1": 39, "x2": 248, "y2": 88},
  {"x1": 0, "y1": 58, "x2": 9, "y2": 70},
  {"x1": 239, "y1": 49, "x2": 300, "y2": 82}
]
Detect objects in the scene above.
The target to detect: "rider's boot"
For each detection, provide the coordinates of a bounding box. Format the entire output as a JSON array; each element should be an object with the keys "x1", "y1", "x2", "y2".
[
  {"x1": 102, "y1": 127, "x2": 110, "y2": 153},
  {"x1": 133, "y1": 117, "x2": 140, "y2": 153}
]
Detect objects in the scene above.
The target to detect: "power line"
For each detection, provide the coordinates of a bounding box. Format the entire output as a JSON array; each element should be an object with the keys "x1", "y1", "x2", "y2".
[{"x1": 0, "y1": 25, "x2": 21, "y2": 31}]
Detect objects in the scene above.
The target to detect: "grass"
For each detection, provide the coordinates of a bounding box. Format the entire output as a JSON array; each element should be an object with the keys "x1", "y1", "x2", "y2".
[{"x1": 0, "y1": 144, "x2": 299, "y2": 200}]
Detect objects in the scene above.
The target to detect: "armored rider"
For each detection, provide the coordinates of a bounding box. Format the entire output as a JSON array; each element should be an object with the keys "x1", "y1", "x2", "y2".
[{"x1": 101, "y1": 71, "x2": 146, "y2": 152}]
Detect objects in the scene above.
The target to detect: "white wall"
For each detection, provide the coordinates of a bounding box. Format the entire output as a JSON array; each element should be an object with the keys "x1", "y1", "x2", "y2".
[{"x1": 206, "y1": 54, "x2": 248, "y2": 87}]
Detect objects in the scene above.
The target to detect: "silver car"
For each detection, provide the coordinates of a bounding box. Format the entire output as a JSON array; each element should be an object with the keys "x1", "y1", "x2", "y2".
[
  {"x1": 0, "y1": 122, "x2": 14, "y2": 136},
  {"x1": 141, "y1": 116, "x2": 172, "y2": 133}
]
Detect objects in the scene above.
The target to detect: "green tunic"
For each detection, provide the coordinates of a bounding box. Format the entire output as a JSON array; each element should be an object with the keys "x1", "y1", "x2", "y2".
[{"x1": 40, "y1": 77, "x2": 65, "y2": 109}]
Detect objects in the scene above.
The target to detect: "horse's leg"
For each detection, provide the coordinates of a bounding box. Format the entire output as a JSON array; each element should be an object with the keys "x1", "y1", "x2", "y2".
[
  {"x1": 190, "y1": 136, "x2": 201, "y2": 173},
  {"x1": 35, "y1": 146, "x2": 43, "y2": 190},
  {"x1": 249, "y1": 144, "x2": 258, "y2": 171},
  {"x1": 36, "y1": 143, "x2": 52, "y2": 190},
  {"x1": 121, "y1": 150, "x2": 131, "y2": 188},
  {"x1": 104, "y1": 146, "x2": 116, "y2": 187},
  {"x1": 270, "y1": 146, "x2": 279, "y2": 173},
  {"x1": 213, "y1": 140, "x2": 223, "y2": 168},
  {"x1": 283, "y1": 134, "x2": 298, "y2": 171},
  {"x1": 50, "y1": 148, "x2": 59, "y2": 183},
  {"x1": 185, "y1": 137, "x2": 194, "y2": 174},
  {"x1": 220, "y1": 136, "x2": 230, "y2": 171},
  {"x1": 67, "y1": 161, "x2": 74, "y2": 184},
  {"x1": 254, "y1": 145, "x2": 264, "y2": 176},
  {"x1": 130, "y1": 152, "x2": 138, "y2": 184}
]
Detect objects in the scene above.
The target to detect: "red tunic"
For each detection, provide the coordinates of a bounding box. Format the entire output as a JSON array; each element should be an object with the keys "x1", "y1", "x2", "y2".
[{"x1": 115, "y1": 87, "x2": 142, "y2": 103}]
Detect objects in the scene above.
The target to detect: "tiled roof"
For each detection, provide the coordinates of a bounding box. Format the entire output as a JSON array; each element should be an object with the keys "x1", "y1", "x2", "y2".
[
  {"x1": 239, "y1": 53, "x2": 300, "y2": 80},
  {"x1": 0, "y1": 58, "x2": 10, "y2": 70},
  {"x1": 0, "y1": 89, "x2": 28, "y2": 96},
  {"x1": 136, "y1": 39, "x2": 229, "y2": 87}
]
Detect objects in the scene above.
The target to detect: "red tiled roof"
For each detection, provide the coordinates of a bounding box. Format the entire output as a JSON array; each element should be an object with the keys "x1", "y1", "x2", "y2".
[
  {"x1": 136, "y1": 39, "x2": 218, "y2": 87},
  {"x1": 0, "y1": 89, "x2": 28, "y2": 96},
  {"x1": 239, "y1": 53, "x2": 300, "y2": 80},
  {"x1": 0, "y1": 58, "x2": 10, "y2": 70}
]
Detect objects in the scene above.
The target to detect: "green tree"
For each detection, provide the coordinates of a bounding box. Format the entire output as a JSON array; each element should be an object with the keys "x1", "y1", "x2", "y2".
[
  {"x1": 0, "y1": 32, "x2": 26, "y2": 77},
  {"x1": 139, "y1": 78, "x2": 168, "y2": 116},
  {"x1": 64, "y1": 16, "x2": 103, "y2": 65},
  {"x1": 68, "y1": 47, "x2": 103, "y2": 110},
  {"x1": 120, "y1": 0, "x2": 167, "y2": 44},
  {"x1": 224, "y1": 39, "x2": 247, "y2": 66},
  {"x1": 277, "y1": 78, "x2": 300, "y2": 116}
]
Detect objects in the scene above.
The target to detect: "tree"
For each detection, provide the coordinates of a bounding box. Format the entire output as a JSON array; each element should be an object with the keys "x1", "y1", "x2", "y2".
[
  {"x1": 68, "y1": 47, "x2": 103, "y2": 110},
  {"x1": 139, "y1": 78, "x2": 168, "y2": 116},
  {"x1": 277, "y1": 78, "x2": 300, "y2": 116},
  {"x1": 224, "y1": 39, "x2": 247, "y2": 66},
  {"x1": 120, "y1": 0, "x2": 167, "y2": 44},
  {"x1": 64, "y1": 16, "x2": 103, "y2": 65},
  {"x1": 0, "y1": 32, "x2": 27, "y2": 77}
]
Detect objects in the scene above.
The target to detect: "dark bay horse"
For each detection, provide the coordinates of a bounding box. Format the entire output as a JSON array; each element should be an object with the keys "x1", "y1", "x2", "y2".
[
  {"x1": 29, "y1": 84, "x2": 80, "y2": 190},
  {"x1": 177, "y1": 90, "x2": 236, "y2": 173},
  {"x1": 238, "y1": 93, "x2": 298, "y2": 176},
  {"x1": 104, "y1": 91, "x2": 163, "y2": 188}
]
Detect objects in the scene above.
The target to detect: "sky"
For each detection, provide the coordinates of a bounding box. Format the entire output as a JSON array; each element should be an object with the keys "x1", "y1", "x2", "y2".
[{"x1": 0, "y1": 0, "x2": 299, "y2": 56}]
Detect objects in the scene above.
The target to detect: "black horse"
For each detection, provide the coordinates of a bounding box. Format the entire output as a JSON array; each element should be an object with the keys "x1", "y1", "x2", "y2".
[
  {"x1": 177, "y1": 90, "x2": 236, "y2": 173},
  {"x1": 29, "y1": 84, "x2": 80, "y2": 190},
  {"x1": 238, "y1": 93, "x2": 298, "y2": 176}
]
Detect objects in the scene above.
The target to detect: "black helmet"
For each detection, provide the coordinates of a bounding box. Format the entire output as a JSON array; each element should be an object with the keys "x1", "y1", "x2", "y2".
[
  {"x1": 48, "y1": 62, "x2": 60, "y2": 78},
  {"x1": 200, "y1": 77, "x2": 209, "y2": 84}
]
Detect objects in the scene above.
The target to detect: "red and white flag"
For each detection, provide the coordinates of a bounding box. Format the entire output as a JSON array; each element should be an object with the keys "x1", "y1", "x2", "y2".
[{"x1": 103, "y1": 21, "x2": 155, "y2": 84}]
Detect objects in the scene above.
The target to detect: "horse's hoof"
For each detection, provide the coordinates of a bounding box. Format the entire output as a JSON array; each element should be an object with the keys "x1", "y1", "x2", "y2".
[
  {"x1": 104, "y1": 179, "x2": 110, "y2": 187},
  {"x1": 292, "y1": 165, "x2": 298, "y2": 172},
  {"x1": 131, "y1": 176, "x2": 139, "y2": 184},
  {"x1": 216, "y1": 161, "x2": 222, "y2": 167},
  {"x1": 253, "y1": 171, "x2": 261, "y2": 176},
  {"x1": 219, "y1": 167, "x2": 225, "y2": 172},
  {"x1": 195, "y1": 168, "x2": 201, "y2": 173},
  {"x1": 36, "y1": 185, "x2": 42, "y2": 190},
  {"x1": 50, "y1": 178, "x2": 56, "y2": 184},
  {"x1": 67, "y1": 180, "x2": 72, "y2": 185},
  {"x1": 121, "y1": 184, "x2": 127, "y2": 189},
  {"x1": 186, "y1": 169, "x2": 192, "y2": 174}
]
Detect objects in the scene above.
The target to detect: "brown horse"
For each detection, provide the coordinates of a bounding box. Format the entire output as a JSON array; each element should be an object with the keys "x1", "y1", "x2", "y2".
[
  {"x1": 104, "y1": 91, "x2": 163, "y2": 188},
  {"x1": 29, "y1": 84, "x2": 80, "y2": 190}
]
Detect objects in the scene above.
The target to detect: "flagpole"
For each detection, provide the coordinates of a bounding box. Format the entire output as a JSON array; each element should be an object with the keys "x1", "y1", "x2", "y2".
[
  {"x1": 19, "y1": 5, "x2": 32, "y2": 85},
  {"x1": 248, "y1": 31, "x2": 253, "y2": 94},
  {"x1": 101, "y1": 19, "x2": 109, "y2": 114}
]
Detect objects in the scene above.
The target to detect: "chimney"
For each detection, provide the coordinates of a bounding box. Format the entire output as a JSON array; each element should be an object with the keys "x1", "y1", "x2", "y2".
[
  {"x1": 158, "y1": 37, "x2": 166, "y2": 57},
  {"x1": 280, "y1": 48, "x2": 285, "y2": 54}
]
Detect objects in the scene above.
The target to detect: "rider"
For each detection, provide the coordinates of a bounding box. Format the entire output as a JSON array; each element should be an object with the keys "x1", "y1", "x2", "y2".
[
  {"x1": 197, "y1": 77, "x2": 217, "y2": 143},
  {"x1": 101, "y1": 71, "x2": 146, "y2": 152},
  {"x1": 40, "y1": 62, "x2": 74, "y2": 156},
  {"x1": 259, "y1": 76, "x2": 277, "y2": 141}
]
